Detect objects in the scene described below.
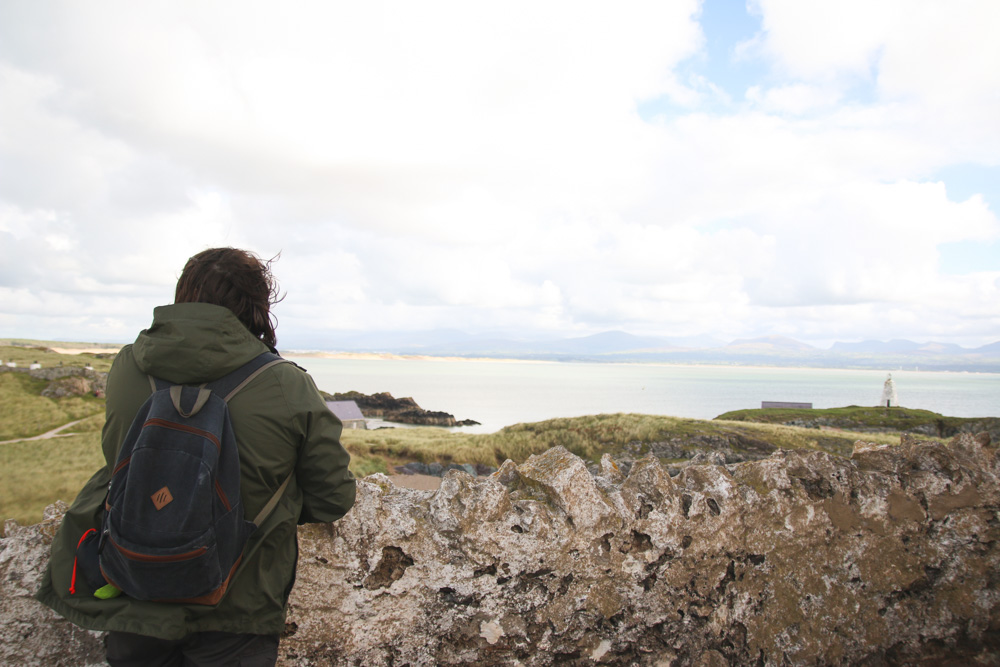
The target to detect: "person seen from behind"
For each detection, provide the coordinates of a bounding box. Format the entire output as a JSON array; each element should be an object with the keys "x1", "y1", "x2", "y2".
[{"x1": 36, "y1": 247, "x2": 357, "y2": 666}]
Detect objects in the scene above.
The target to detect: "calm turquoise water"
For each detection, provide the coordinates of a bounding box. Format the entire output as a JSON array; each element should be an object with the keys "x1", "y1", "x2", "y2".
[{"x1": 288, "y1": 357, "x2": 1000, "y2": 433}]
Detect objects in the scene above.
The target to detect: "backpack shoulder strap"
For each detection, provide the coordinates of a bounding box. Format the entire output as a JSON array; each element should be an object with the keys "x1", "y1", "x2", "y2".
[
  {"x1": 216, "y1": 352, "x2": 295, "y2": 525},
  {"x1": 252, "y1": 474, "x2": 293, "y2": 527},
  {"x1": 208, "y1": 351, "x2": 290, "y2": 402}
]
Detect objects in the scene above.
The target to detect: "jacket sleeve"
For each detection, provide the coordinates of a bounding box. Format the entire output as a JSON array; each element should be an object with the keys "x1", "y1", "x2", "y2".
[{"x1": 293, "y1": 376, "x2": 357, "y2": 524}]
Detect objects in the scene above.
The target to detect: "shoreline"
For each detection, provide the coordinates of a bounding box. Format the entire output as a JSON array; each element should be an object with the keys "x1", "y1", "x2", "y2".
[
  {"x1": 283, "y1": 350, "x2": 551, "y2": 364},
  {"x1": 281, "y1": 351, "x2": 1000, "y2": 376},
  {"x1": 3, "y1": 340, "x2": 996, "y2": 375}
]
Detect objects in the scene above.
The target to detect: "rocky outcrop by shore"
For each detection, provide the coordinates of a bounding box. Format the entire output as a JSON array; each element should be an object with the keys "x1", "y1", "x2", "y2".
[
  {"x1": 328, "y1": 390, "x2": 480, "y2": 427},
  {"x1": 3, "y1": 434, "x2": 998, "y2": 665}
]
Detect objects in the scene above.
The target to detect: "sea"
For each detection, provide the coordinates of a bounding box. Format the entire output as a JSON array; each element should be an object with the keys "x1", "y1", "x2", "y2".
[{"x1": 287, "y1": 356, "x2": 1000, "y2": 434}]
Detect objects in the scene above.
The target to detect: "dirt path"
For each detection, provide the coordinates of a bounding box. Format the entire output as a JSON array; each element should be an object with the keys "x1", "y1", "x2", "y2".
[{"x1": 0, "y1": 418, "x2": 87, "y2": 445}]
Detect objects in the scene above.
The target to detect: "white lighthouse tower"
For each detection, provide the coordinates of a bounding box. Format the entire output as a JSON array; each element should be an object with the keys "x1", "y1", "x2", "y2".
[{"x1": 880, "y1": 373, "x2": 898, "y2": 408}]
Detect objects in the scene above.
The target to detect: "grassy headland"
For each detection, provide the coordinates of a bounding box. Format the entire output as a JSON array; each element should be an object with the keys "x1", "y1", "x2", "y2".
[
  {"x1": 717, "y1": 405, "x2": 1000, "y2": 441},
  {"x1": 341, "y1": 411, "x2": 907, "y2": 472}
]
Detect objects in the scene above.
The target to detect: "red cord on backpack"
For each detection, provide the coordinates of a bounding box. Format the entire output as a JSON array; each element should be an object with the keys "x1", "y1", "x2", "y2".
[{"x1": 69, "y1": 528, "x2": 97, "y2": 595}]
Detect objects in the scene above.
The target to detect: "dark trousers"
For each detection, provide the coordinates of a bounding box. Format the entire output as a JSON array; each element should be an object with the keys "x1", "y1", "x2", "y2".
[{"x1": 105, "y1": 631, "x2": 279, "y2": 667}]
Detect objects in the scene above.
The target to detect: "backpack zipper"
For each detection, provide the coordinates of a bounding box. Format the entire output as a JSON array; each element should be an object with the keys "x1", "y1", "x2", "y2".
[
  {"x1": 109, "y1": 539, "x2": 208, "y2": 562},
  {"x1": 142, "y1": 418, "x2": 221, "y2": 450}
]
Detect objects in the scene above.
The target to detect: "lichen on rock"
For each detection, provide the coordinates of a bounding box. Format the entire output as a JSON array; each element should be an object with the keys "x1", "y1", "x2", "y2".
[{"x1": 3, "y1": 434, "x2": 999, "y2": 665}]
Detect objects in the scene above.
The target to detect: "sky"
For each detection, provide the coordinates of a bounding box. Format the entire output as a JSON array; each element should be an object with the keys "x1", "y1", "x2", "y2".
[{"x1": 1, "y1": 0, "x2": 999, "y2": 350}]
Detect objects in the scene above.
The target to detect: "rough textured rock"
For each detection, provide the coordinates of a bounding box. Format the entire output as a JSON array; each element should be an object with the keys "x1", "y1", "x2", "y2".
[
  {"x1": 1, "y1": 503, "x2": 105, "y2": 667},
  {"x1": 40, "y1": 375, "x2": 96, "y2": 398},
  {"x1": 3, "y1": 435, "x2": 999, "y2": 666}
]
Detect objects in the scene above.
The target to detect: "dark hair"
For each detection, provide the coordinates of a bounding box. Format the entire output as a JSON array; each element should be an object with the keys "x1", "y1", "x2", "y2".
[{"x1": 174, "y1": 248, "x2": 283, "y2": 348}]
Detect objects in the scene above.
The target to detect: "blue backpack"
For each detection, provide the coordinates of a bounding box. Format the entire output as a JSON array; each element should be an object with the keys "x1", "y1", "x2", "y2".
[{"x1": 93, "y1": 352, "x2": 291, "y2": 604}]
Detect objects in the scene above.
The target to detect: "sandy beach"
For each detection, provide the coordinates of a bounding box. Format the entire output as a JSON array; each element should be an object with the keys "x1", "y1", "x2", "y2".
[
  {"x1": 285, "y1": 350, "x2": 548, "y2": 364},
  {"x1": 46, "y1": 346, "x2": 122, "y2": 355}
]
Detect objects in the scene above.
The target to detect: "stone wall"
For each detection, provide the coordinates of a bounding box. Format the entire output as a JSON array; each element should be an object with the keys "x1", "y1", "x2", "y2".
[{"x1": 3, "y1": 435, "x2": 998, "y2": 666}]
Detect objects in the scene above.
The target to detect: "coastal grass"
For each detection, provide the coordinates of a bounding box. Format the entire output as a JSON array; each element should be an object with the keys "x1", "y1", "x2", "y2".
[
  {"x1": 0, "y1": 429, "x2": 394, "y2": 528},
  {"x1": 342, "y1": 427, "x2": 497, "y2": 467},
  {"x1": 0, "y1": 372, "x2": 105, "y2": 441},
  {"x1": 340, "y1": 413, "x2": 683, "y2": 470},
  {"x1": 0, "y1": 431, "x2": 106, "y2": 526},
  {"x1": 717, "y1": 405, "x2": 964, "y2": 431},
  {"x1": 342, "y1": 412, "x2": 907, "y2": 470},
  {"x1": 711, "y1": 418, "x2": 909, "y2": 454},
  {"x1": 490, "y1": 413, "x2": 907, "y2": 460}
]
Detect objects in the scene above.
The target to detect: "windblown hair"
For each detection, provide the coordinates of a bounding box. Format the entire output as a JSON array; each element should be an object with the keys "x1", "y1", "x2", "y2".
[{"x1": 174, "y1": 248, "x2": 283, "y2": 348}]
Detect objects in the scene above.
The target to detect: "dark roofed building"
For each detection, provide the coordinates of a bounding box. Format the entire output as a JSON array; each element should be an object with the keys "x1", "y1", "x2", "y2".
[
  {"x1": 761, "y1": 401, "x2": 812, "y2": 409},
  {"x1": 325, "y1": 400, "x2": 368, "y2": 430}
]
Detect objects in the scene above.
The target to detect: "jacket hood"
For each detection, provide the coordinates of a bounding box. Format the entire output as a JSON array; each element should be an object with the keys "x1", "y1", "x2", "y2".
[{"x1": 132, "y1": 303, "x2": 269, "y2": 384}]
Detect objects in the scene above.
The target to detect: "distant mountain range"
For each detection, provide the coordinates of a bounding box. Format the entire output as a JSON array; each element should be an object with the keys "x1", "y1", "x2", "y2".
[{"x1": 285, "y1": 331, "x2": 1000, "y2": 372}]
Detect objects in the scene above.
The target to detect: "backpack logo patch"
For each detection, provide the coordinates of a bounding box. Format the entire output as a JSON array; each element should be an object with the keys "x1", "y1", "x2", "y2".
[{"x1": 151, "y1": 486, "x2": 173, "y2": 510}]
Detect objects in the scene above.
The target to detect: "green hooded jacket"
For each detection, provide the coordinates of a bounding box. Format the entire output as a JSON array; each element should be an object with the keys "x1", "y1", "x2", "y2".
[{"x1": 35, "y1": 302, "x2": 357, "y2": 639}]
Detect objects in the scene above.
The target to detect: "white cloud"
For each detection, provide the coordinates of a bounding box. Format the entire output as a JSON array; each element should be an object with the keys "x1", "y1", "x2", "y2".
[
  {"x1": 0, "y1": 64, "x2": 133, "y2": 211},
  {"x1": 746, "y1": 0, "x2": 893, "y2": 81},
  {"x1": 0, "y1": 0, "x2": 998, "y2": 348},
  {"x1": 746, "y1": 0, "x2": 1000, "y2": 157},
  {"x1": 745, "y1": 84, "x2": 842, "y2": 115}
]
